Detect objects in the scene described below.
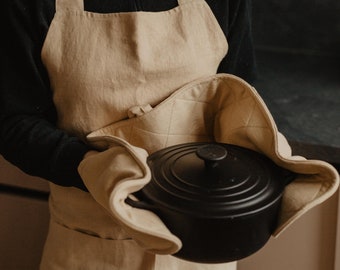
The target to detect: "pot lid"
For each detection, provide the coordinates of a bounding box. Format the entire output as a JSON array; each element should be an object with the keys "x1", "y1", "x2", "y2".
[{"x1": 141, "y1": 142, "x2": 290, "y2": 217}]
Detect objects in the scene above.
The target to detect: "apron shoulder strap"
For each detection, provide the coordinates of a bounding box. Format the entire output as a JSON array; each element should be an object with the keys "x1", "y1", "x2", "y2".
[
  {"x1": 56, "y1": 0, "x2": 84, "y2": 12},
  {"x1": 178, "y1": 0, "x2": 204, "y2": 5}
]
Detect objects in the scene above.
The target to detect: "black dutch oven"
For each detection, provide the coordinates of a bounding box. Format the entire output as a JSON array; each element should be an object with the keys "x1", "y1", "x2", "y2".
[{"x1": 126, "y1": 142, "x2": 296, "y2": 263}]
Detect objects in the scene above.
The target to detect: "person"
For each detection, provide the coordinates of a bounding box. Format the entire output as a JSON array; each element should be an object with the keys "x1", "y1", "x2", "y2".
[{"x1": 0, "y1": 0, "x2": 256, "y2": 269}]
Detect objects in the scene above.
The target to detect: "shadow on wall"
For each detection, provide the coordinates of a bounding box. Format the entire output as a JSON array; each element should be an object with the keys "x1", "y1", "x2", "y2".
[
  {"x1": 252, "y1": 0, "x2": 340, "y2": 56},
  {"x1": 250, "y1": 0, "x2": 340, "y2": 148}
]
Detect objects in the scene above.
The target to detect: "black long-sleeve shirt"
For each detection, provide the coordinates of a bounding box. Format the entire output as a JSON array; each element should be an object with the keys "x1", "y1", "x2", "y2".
[{"x1": 0, "y1": 0, "x2": 256, "y2": 191}]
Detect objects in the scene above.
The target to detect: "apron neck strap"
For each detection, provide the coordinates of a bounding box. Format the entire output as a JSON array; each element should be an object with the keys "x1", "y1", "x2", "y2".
[
  {"x1": 56, "y1": 0, "x2": 84, "y2": 12},
  {"x1": 178, "y1": 0, "x2": 202, "y2": 5}
]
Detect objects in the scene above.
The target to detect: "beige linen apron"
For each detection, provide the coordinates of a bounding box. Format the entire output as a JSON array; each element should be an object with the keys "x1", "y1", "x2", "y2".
[{"x1": 40, "y1": 0, "x2": 237, "y2": 269}]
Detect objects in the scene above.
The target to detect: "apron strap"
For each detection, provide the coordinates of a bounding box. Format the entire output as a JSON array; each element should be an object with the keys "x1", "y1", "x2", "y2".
[
  {"x1": 56, "y1": 0, "x2": 84, "y2": 12},
  {"x1": 178, "y1": 0, "x2": 203, "y2": 6}
]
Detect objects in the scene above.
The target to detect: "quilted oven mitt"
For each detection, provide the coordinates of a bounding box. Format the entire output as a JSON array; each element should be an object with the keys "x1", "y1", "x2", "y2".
[{"x1": 78, "y1": 135, "x2": 182, "y2": 254}]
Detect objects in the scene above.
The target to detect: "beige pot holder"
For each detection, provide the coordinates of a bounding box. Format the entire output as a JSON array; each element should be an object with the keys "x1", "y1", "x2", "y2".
[{"x1": 78, "y1": 73, "x2": 339, "y2": 255}]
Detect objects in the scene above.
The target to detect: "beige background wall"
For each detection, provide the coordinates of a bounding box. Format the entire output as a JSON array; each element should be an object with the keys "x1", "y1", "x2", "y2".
[
  {"x1": 0, "y1": 157, "x2": 49, "y2": 270},
  {"x1": 238, "y1": 192, "x2": 340, "y2": 270}
]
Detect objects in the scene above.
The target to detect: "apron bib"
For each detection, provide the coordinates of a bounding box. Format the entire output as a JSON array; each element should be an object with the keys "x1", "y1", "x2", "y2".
[{"x1": 40, "y1": 0, "x2": 237, "y2": 269}]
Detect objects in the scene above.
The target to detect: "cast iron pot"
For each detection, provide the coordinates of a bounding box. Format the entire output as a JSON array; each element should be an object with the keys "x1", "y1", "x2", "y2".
[{"x1": 126, "y1": 142, "x2": 295, "y2": 263}]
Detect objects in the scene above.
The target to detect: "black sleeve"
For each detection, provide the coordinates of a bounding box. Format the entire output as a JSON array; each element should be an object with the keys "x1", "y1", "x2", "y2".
[
  {"x1": 207, "y1": 0, "x2": 257, "y2": 83},
  {"x1": 0, "y1": 0, "x2": 91, "y2": 191}
]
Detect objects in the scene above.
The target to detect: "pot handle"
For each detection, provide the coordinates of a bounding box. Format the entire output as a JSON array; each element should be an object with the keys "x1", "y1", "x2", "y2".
[{"x1": 125, "y1": 195, "x2": 158, "y2": 212}]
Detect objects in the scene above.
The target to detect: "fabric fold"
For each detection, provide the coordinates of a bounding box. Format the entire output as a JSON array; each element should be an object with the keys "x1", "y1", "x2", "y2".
[{"x1": 78, "y1": 135, "x2": 182, "y2": 254}]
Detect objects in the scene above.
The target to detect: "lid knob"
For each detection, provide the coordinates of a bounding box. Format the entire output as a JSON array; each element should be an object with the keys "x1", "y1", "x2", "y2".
[{"x1": 196, "y1": 144, "x2": 228, "y2": 170}]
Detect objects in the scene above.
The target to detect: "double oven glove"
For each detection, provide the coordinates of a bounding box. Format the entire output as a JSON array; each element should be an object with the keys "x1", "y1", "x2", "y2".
[{"x1": 84, "y1": 74, "x2": 339, "y2": 238}]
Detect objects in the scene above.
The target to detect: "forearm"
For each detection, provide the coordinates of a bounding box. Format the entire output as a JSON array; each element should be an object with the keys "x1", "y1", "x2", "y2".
[
  {"x1": 0, "y1": 114, "x2": 91, "y2": 191},
  {"x1": 0, "y1": 0, "x2": 91, "y2": 190}
]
